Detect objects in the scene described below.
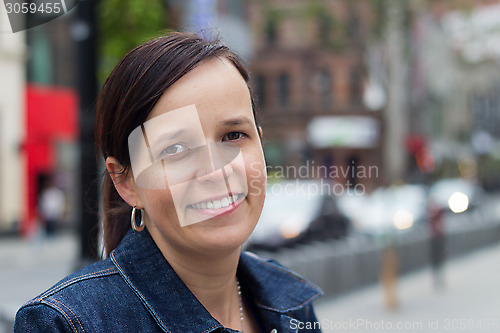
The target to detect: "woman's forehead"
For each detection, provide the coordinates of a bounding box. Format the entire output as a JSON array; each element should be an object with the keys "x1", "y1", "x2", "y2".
[{"x1": 147, "y1": 58, "x2": 252, "y2": 121}]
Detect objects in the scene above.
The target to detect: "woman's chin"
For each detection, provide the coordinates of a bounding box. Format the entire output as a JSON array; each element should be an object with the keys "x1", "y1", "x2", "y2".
[{"x1": 188, "y1": 222, "x2": 252, "y2": 252}]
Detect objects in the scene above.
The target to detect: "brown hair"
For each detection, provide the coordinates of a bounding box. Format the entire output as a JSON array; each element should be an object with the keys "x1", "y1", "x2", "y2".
[{"x1": 95, "y1": 32, "x2": 258, "y2": 256}]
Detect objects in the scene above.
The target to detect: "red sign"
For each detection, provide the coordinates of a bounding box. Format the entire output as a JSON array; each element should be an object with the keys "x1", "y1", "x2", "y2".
[{"x1": 22, "y1": 84, "x2": 78, "y2": 235}]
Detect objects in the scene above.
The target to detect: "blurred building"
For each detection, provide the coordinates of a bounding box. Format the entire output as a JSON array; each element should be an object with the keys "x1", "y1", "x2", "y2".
[
  {"x1": 409, "y1": 0, "x2": 500, "y2": 188},
  {"x1": 247, "y1": 0, "x2": 383, "y2": 190},
  {"x1": 0, "y1": 8, "x2": 79, "y2": 234},
  {"x1": 169, "y1": 0, "x2": 252, "y2": 59},
  {"x1": 166, "y1": 0, "x2": 389, "y2": 190},
  {"x1": 0, "y1": 8, "x2": 25, "y2": 233},
  {"x1": 23, "y1": 13, "x2": 79, "y2": 235}
]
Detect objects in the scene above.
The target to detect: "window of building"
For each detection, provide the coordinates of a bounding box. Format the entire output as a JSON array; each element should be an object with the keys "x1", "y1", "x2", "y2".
[
  {"x1": 319, "y1": 13, "x2": 333, "y2": 45},
  {"x1": 228, "y1": 0, "x2": 244, "y2": 17},
  {"x1": 219, "y1": 0, "x2": 244, "y2": 17},
  {"x1": 27, "y1": 26, "x2": 53, "y2": 85},
  {"x1": 278, "y1": 74, "x2": 289, "y2": 108},
  {"x1": 347, "y1": 4, "x2": 360, "y2": 39},
  {"x1": 255, "y1": 75, "x2": 266, "y2": 109},
  {"x1": 266, "y1": 19, "x2": 277, "y2": 45},
  {"x1": 319, "y1": 70, "x2": 332, "y2": 109},
  {"x1": 350, "y1": 70, "x2": 362, "y2": 105}
]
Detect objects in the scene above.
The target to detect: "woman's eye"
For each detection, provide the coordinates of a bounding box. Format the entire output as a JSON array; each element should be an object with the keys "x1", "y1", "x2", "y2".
[
  {"x1": 160, "y1": 143, "x2": 188, "y2": 157},
  {"x1": 223, "y1": 132, "x2": 246, "y2": 141}
]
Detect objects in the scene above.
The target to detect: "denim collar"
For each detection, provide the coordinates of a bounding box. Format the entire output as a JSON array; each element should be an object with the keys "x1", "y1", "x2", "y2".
[{"x1": 110, "y1": 228, "x2": 322, "y2": 333}]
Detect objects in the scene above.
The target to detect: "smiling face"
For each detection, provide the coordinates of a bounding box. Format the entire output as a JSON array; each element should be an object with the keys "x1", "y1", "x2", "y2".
[
  {"x1": 118, "y1": 57, "x2": 266, "y2": 253},
  {"x1": 128, "y1": 104, "x2": 250, "y2": 228}
]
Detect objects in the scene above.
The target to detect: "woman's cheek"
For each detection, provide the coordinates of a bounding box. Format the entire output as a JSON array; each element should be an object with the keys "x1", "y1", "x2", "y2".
[
  {"x1": 142, "y1": 188, "x2": 177, "y2": 223},
  {"x1": 244, "y1": 150, "x2": 267, "y2": 198}
]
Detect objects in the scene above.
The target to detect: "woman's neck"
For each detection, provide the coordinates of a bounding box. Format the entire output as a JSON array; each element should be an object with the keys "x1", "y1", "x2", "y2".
[{"x1": 152, "y1": 232, "x2": 243, "y2": 330}]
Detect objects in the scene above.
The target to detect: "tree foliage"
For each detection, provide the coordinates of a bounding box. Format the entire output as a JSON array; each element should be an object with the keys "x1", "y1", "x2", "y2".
[{"x1": 97, "y1": 0, "x2": 168, "y2": 83}]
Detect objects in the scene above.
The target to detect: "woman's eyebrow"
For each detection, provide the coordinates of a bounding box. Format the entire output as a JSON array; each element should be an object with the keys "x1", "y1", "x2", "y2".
[
  {"x1": 219, "y1": 117, "x2": 253, "y2": 126},
  {"x1": 149, "y1": 129, "x2": 188, "y2": 147}
]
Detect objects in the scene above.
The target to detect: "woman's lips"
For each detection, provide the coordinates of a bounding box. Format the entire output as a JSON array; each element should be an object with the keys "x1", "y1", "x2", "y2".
[{"x1": 187, "y1": 193, "x2": 245, "y2": 217}]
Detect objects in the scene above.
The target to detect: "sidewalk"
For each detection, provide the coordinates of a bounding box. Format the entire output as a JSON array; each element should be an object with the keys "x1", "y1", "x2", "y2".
[
  {"x1": 314, "y1": 242, "x2": 500, "y2": 332},
  {"x1": 0, "y1": 232, "x2": 78, "y2": 332}
]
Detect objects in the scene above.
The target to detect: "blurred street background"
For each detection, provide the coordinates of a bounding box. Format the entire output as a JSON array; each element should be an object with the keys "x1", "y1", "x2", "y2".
[{"x1": 1, "y1": 0, "x2": 500, "y2": 331}]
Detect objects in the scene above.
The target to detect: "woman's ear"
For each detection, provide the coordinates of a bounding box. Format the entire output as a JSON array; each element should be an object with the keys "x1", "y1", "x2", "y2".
[
  {"x1": 258, "y1": 126, "x2": 263, "y2": 138},
  {"x1": 106, "y1": 157, "x2": 143, "y2": 209}
]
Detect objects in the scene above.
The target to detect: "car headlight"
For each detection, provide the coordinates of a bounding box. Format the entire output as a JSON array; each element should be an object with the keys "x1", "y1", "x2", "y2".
[
  {"x1": 393, "y1": 209, "x2": 414, "y2": 230},
  {"x1": 280, "y1": 218, "x2": 303, "y2": 239},
  {"x1": 448, "y1": 192, "x2": 469, "y2": 213}
]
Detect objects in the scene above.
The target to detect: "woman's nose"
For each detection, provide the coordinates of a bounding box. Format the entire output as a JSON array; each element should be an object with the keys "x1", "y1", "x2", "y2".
[
  {"x1": 194, "y1": 142, "x2": 235, "y2": 182},
  {"x1": 195, "y1": 163, "x2": 234, "y2": 183}
]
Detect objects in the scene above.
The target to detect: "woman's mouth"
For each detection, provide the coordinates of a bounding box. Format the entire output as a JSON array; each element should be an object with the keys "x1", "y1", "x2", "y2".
[{"x1": 187, "y1": 193, "x2": 245, "y2": 217}]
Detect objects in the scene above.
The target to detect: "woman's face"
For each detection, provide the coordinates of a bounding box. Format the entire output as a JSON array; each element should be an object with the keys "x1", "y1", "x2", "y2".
[{"x1": 127, "y1": 57, "x2": 266, "y2": 253}]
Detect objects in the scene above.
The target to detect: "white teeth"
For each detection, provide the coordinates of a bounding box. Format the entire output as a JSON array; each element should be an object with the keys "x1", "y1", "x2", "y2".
[{"x1": 190, "y1": 194, "x2": 243, "y2": 210}]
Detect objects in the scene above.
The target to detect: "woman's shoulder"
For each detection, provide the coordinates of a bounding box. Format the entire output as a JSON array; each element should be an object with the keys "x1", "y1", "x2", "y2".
[
  {"x1": 239, "y1": 251, "x2": 323, "y2": 310},
  {"x1": 14, "y1": 258, "x2": 139, "y2": 332},
  {"x1": 21, "y1": 258, "x2": 120, "y2": 306},
  {"x1": 241, "y1": 250, "x2": 321, "y2": 286}
]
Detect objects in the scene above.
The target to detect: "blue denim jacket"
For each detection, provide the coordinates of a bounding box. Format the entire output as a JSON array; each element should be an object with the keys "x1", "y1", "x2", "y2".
[{"x1": 14, "y1": 229, "x2": 323, "y2": 332}]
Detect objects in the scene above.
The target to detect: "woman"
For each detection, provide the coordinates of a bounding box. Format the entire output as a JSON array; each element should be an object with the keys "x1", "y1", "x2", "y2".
[{"x1": 15, "y1": 32, "x2": 323, "y2": 333}]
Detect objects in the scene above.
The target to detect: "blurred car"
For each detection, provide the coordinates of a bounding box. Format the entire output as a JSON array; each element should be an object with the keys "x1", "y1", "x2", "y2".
[
  {"x1": 246, "y1": 180, "x2": 350, "y2": 251},
  {"x1": 428, "y1": 178, "x2": 485, "y2": 214},
  {"x1": 343, "y1": 184, "x2": 427, "y2": 235}
]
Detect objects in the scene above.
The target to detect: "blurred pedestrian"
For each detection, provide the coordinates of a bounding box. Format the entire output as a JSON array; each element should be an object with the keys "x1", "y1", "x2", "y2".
[
  {"x1": 428, "y1": 200, "x2": 446, "y2": 289},
  {"x1": 38, "y1": 176, "x2": 65, "y2": 236},
  {"x1": 14, "y1": 32, "x2": 323, "y2": 332}
]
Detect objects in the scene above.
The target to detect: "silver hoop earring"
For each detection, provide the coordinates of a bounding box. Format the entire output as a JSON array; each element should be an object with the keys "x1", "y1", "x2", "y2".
[{"x1": 131, "y1": 206, "x2": 145, "y2": 232}]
